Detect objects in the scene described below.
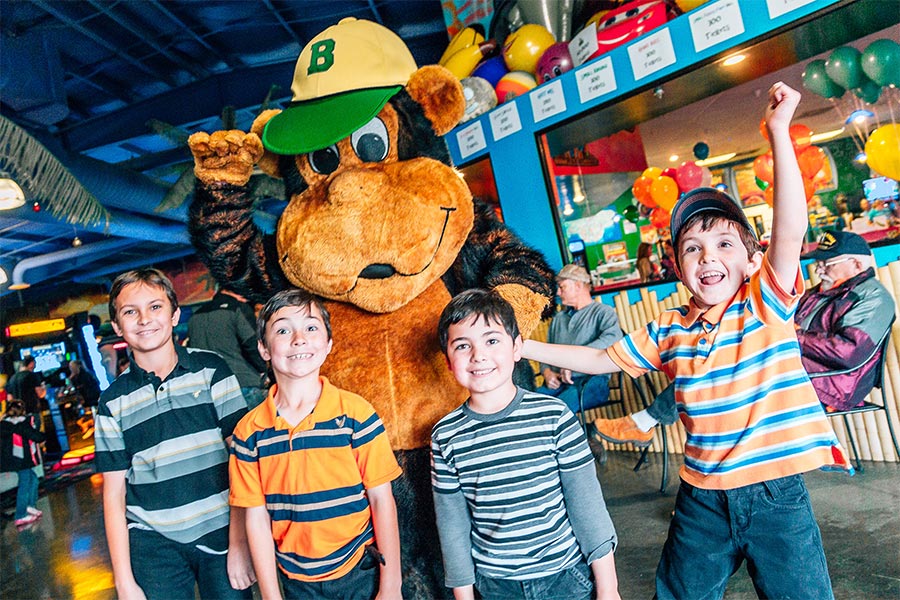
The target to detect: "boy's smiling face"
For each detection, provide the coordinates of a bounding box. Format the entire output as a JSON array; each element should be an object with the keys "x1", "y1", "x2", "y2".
[
  {"x1": 111, "y1": 282, "x2": 180, "y2": 357},
  {"x1": 678, "y1": 219, "x2": 763, "y2": 310},
  {"x1": 259, "y1": 304, "x2": 332, "y2": 381},
  {"x1": 445, "y1": 314, "x2": 522, "y2": 400}
]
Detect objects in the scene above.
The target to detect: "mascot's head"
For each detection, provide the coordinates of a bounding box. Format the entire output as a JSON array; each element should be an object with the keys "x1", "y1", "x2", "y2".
[{"x1": 252, "y1": 18, "x2": 472, "y2": 313}]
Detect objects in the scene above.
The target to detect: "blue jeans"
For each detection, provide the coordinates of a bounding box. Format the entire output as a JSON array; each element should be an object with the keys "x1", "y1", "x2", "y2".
[
  {"x1": 129, "y1": 527, "x2": 252, "y2": 600},
  {"x1": 656, "y1": 475, "x2": 833, "y2": 600},
  {"x1": 279, "y1": 548, "x2": 378, "y2": 600},
  {"x1": 536, "y1": 375, "x2": 610, "y2": 415},
  {"x1": 475, "y1": 560, "x2": 594, "y2": 600},
  {"x1": 14, "y1": 468, "x2": 39, "y2": 520}
]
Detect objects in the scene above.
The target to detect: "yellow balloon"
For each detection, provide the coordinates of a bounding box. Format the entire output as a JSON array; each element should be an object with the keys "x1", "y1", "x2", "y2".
[
  {"x1": 650, "y1": 176, "x2": 679, "y2": 211},
  {"x1": 865, "y1": 124, "x2": 900, "y2": 181},
  {"x1": 642, "y1": 167, "x2": 663, "y2": 180}
]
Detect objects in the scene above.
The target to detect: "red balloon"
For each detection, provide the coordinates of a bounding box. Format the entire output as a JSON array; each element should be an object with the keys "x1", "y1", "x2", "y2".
[
  {"x1": 759, "y1": 118, "x2": 769, "y2": 142},
  {"x1": 753, "y1": 152, "x2": 774, "y2": 184},
  {"x1": 790, "y1": 124, "x2": 813, "y2": 153},
  {"x1": 675, "y1": 161, "x2": 703, "y2": 192},
  {"x1": 798, "y1": 146, "x2": 826, "y2": 179},
  {"x1": 632, "y1": 176, "x2": 656, "y2": 208},
  {"x1": 650, "y1": 207, "x2": 670, "y2": 229},
  {"x1": 764, "y1": 186, "x2": 775, "y2": 207},
  {"x1": 662, "y1": 167, "x2": 677, "y2": 180}
]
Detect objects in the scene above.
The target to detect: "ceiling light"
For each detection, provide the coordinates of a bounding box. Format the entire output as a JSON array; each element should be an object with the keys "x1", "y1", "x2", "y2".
[
  {"x1": 8, "y1": 282, "x2": 30, "y2": 290},
  {"x1": 669, "y1": 154, "x2": 679, "y2": 162},
  {"x1": 810, "y1": 127, "x2": 845, "y2": 143},
  {"x1": 723, "y1": 54, "x2": 746, "y2": 66},
  {"x1": 0, "y1": 178, "x2": 25, "y2": 210},
  {"x1": 846, "y1": 109, "x2": 874, "y2": 125},
  {"x1": 696, "y1": 152, "x2": 736, "y2": 167}
]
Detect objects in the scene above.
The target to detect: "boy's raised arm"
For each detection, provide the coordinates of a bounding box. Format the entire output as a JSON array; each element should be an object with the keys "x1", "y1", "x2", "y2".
[
  {"x1": 522, "y1": 340, "x2": 620, "y2": 376},
  {"x1": 765, "y1": 82, "x2": 807, "y2": 287}
]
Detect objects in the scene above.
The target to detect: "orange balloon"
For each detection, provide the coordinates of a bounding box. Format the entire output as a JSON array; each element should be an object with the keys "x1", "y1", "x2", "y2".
[
  {"x1": 632, "y1": 176, "x2": 656, "y2": 208},
  {"x1": 798, "y1": 146, "x2": 826, "y2": 179},
  {"x1": 759, "y1": 118, "x2": 769, "y2": 142},
  {"x1": 790, "y1": 124, "x2": 813, "y2": 153},
  {"x1": 642, "y1": 167, "x2": 663, "y2": 180},
  {"x1": 753, "y1": 152, "x2": 774, "y2": 184},
  {"x1": 650, "y1": 176, "x2": 679, "y2": 211},
  {"x1": 764, "y1": 186, "x2": 775, "y2": 207},
  {"x1": 803, "y1": 177, "x2": 818, "y2": 200}
]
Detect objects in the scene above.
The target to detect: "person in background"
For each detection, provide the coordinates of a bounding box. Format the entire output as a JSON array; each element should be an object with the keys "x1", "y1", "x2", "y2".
[
  {"x1": 636, "y1": 242, "x2": 660, "y2": 283},
  {"x1": 6, "y1": 356, "x2": 46, "y2": 416},
  {"x1": 659, "y1": 240, "x2": 677, "y2": 281},
  {"x1": 230, "y1": 289, "x2": 402, "y2": 600},
  {"x1": 94, "y1": 268, "x2": 255, "y2": 600},
  {"x1": 432, "y1": 289, "x2": 620, "y2": 600},
  {"x1": 535, "y1": 264, "x2": 622, "y2": 416},
  {"x1": 189, "y1": 287, "x2": 268, "y2": 409},
  {"x1": 68, "y1": 359, "x2": 101, "y2": 408},
  {"x1": 1, "y1": 400, "x2": 45, "y2": 528}
]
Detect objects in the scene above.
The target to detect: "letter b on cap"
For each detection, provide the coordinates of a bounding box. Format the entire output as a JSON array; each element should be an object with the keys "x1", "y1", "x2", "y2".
[{"x1": 307, "y1": 39, "x2": 336, "y2": 75}]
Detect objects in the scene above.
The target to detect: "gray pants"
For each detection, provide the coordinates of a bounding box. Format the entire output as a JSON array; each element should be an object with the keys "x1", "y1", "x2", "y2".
[{"x1": 648, "y1": 383, "x2": 678, "y2": 426}]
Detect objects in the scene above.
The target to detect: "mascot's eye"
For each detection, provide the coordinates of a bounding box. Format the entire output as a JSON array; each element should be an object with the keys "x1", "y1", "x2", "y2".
[
  {"x1": 308, "y1": 145, "x2": 340, "y2": 175},
  {"x1": 351, "y1": 117, "x2": 389, "y2": 163}
]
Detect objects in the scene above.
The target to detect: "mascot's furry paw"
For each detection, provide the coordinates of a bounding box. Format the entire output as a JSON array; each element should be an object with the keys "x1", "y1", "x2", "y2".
[
  {"x1": 188, "y1": 129, "x2": 264, "y2": 186},
  {"x1": 493, "y1": 282, "x2": 549, "y2": 339}
]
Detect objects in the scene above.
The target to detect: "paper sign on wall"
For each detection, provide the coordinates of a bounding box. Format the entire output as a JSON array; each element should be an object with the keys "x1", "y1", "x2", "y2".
[
  {"x1": 690, "y1": 0, "x2": 745, "y2": 53},
  {"x1": 628, "y1": 28, "x2": 676, "y2": 80},
  {"x1": 456, "y1": 121, "x2": 487, "y2": 159},
  {"x1": 489, "y1": 102, "x2": 523, "y2": 140},
  {"x1": 531, "y1": 79, "x2": 567, "y2": 122},
  {"x1": 766, "y1": 0, "x2": 817, "y2": 19},
  {"x1": 576, "y1": 57, "x2": 617, "y2": 104}
]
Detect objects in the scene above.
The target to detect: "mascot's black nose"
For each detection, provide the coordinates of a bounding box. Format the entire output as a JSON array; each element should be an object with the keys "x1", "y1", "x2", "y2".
[{"x1": 359, "y1": 264, "x2": 397, "y2": 279}]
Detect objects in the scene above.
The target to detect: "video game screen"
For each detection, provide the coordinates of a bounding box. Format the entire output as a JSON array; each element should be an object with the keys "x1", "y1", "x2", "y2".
[{"x1": 19, "y1": 342, "x2": 69, "y2": 374}]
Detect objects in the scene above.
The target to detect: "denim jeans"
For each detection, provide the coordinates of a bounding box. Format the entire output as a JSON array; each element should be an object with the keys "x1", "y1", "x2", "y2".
[
  {"x1": 648, "y1": 383, "x2": 678, "y2": 426},
  {"x1": 279, "y1": 548, "x2": 379, "y2": 600},
  {"x1": 656, "y1": 475, "x2": 833, "y2": 600},
  {"x1": 536, "y1": 374, "x2": 611, "y2": 415},
  {"x1": 14, "y1": 468, "x2": 39, "y2": 519},
  {"x1": 475, "y1": 560, "x2": 594, "y2": 600},
  {"x1": 129, "y1": 527, "x2": 252, "y2": 600}
]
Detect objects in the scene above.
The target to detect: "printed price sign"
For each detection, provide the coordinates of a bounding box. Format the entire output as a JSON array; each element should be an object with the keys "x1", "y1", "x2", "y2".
[
  {"x1": 576, "y1": 57, "x2": 617, "y2": 104},
  {"x1": 531, "y1": 80, "x2": 567, "y2": 122},
  {"x1": 569, "y1": 23, "x2": 599, "y2": 66},
  {"x1": 766, "y1": 0, "x2": 817, "y2": 19},
  {"x1": 628, "y1": 28, "x2": 676, "y2": 80},
  {"x1": 456, "y1": 121, "x2": 486, "y2": 159},
  {"x1": 489, "y1": 102, "x2": 522, "y2": 141},
  {"x1": 690, "y1": 0, "x2": 745, "y2": 53}
]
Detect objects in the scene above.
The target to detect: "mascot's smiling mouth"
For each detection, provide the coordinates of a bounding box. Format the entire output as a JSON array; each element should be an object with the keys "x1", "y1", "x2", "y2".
[{"x1": 355, "y1": 206, "x2": 455, "y2": 281}]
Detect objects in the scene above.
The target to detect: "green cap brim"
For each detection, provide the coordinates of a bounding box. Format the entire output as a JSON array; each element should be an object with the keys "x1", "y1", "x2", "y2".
[{"x1": 262, "y1": 86, "x2": 402, "y2": 155}]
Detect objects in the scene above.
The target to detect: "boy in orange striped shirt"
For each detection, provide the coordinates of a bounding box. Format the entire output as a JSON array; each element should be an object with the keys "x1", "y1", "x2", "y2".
[
  {"x1": 229, "y1": 289, "x2": 402, "y2": 600},
  {"x1": 524, "y1": 83, "x2": 848, "y2": 599}
]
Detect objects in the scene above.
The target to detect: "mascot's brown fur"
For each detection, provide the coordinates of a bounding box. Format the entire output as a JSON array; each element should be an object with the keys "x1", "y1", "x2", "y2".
[{"x1": 189, "y1": 56, "x2": 554, "y2": 598}]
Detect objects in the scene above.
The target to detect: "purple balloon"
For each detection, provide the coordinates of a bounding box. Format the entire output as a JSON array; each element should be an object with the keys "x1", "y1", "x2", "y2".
[
  {"x1": 472, "y1": 56, "x2": 509, "y2": 88},
  {"x1": 536, "y1": 42, "x2": 573, "y2": 82}
]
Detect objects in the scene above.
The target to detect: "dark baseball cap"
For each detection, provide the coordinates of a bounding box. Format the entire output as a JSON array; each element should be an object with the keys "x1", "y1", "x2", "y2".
[
  {"x1": 801, "y1": 230, "x2": 871, "y2": 261},
  {"x1": 670, "y1": 187, "x2": 756, "y2": 246}
]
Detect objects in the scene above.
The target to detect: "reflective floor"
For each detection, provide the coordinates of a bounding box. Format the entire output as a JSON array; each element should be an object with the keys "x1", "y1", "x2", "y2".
[{"x1": 2, "y1": 450, "x2": 898, "y2": 599}]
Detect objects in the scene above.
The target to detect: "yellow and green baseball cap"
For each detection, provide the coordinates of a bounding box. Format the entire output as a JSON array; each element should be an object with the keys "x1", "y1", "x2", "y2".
[{"x1": 262, "y1": 17, "x2": 418, "y2": 155}]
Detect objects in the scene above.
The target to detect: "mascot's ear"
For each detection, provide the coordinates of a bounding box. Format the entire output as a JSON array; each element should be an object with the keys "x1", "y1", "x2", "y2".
[
  {"x1": 405, "y1": 65, "x2": 466, "y2": 136},
  {"x1": 250, "y1": 109, "x2": 284, "y2": 177}
]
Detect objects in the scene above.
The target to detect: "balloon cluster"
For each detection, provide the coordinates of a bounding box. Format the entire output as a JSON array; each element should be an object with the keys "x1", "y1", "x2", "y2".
[
  {"x1": 801, "y1": 39, "x2": 899, "y2": 103},
  {"x1": 753, "y1": 122, "x2": 826, "y2": 207},
  {"x1": 630, "y1": 162, "x2": 713, "y2": 230}
]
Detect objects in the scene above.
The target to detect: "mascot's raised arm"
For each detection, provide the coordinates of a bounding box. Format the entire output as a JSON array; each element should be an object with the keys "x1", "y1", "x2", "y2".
[{"x1": 188, "y1": 17, "x2": 555, "y2": 598}]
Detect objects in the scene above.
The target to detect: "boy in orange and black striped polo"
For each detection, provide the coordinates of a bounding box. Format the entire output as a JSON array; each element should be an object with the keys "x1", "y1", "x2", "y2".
[
  {"x1": 229, "y1": 289, "x2": 402, "y2": 600},
  {"x1": 524, "y1": 83, "x2": 848, "y2": 600}
]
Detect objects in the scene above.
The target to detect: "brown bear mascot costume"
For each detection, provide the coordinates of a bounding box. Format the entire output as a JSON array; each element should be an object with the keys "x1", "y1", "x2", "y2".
[{"x1": 188, "y1": 18, "x2": 554, "y2": 598}]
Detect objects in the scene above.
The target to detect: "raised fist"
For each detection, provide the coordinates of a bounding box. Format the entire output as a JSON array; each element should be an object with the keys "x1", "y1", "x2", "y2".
[{"x1": 188, "y1": 130, "x2": 264, "y2": 186}]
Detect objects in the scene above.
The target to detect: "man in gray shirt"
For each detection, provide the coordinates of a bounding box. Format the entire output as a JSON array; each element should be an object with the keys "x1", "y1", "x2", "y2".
[{"x1": 536, "y1": 264, "x2": 622, "y2": 414}]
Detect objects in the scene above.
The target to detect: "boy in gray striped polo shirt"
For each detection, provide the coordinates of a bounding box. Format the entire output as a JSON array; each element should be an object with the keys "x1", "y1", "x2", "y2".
[{"x1": 431, "y1": 289, "x2": 620, "y2": 600}]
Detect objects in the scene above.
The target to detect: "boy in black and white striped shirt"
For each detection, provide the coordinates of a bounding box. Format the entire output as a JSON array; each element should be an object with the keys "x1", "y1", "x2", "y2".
[{"x1": 431, "y1": 289, "x2": 620, "y2": 600}]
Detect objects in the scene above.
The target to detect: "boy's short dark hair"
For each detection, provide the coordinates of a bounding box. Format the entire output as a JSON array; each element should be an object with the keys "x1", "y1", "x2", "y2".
[
  {"x1": 108, "y1": 268, "x2": 178, "y2": 323},
  {"x1": 438, "y1": 289, "x2": 520, "y2": 354},
  {"x1": 257, "y1": 288, "x2": 332, "y2": 345},
  {"x1": 677, "y1": 212, "x2": 763, "y2": 262},
  {"x1": 21, "y1": 355, "x2": 35, "y2": 368}
]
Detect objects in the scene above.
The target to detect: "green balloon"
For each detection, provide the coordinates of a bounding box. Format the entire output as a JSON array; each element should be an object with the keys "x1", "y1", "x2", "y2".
[
  {"x1": 802, "y1": 59, "x2": 845, "y2": 99},
  {"x1": 825, "y1": 46, "x2": 864, "y2": 90},
  {"x1": 623, "y1": 205, "x2": 639, "y2": 223},
  {"x1": 755, "y1": 176, "x2": 769, "y2": 191},
  {"x1": 861, "y1": 38, "x2": 900, "y2": 87},
  {"x1": 853, "y1": 77, "x2": 882, "y2": 104}
]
